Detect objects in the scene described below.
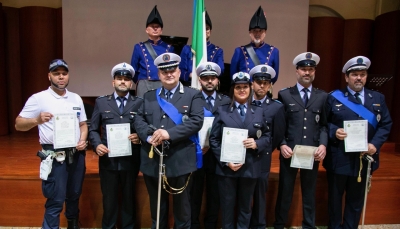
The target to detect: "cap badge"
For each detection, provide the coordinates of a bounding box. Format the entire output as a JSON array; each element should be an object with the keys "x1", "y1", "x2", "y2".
[
  {"x1": 206, "y1": 64, "x2": 212, "y2": 71},
  {"x1": 306, "y1": 53, "x2": 312, "y2": 59},
  {"x1": 357, "y1": 58, "x2": 363, "y2": 64},
  {"x1": 238, "y1": 72, "x2": 244, "y2": 79},
  {"x1": 123, "y1": 63, "x2": 126, "y2": 68},
  {"x1": 261, "y1": 66, "x2": 267, "y2": 73},
  {"x1": 57, "y1": 60, "x2": 63, "y2": 65},
  {"x1": 163, "y1": 54, "x2": 170, "y2": 62}
]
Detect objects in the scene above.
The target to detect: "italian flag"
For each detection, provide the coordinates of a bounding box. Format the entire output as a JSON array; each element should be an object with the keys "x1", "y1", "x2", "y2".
[{"x1": 191, "y1": 0, "x2": 207, "y2": 89}]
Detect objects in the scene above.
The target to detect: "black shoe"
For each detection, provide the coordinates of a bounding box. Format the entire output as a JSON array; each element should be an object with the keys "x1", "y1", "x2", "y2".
[{"x1": 67, "y1": 218, "x2": 80, "y2": 229}]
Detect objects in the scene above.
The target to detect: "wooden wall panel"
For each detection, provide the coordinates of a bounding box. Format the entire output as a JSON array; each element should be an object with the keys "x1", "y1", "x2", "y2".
[
  {"x1": 0, "y1": 3, "x2": 9, "y2": 135},
  {"x1": 308, "y1": 17, "x2": 344, "y2": 93},
  {"x1": 56, "y1": 8, "x2": 62, "y2": 58},
  {"x1": 371, "y1": 10, "x2": 400, "y2": 142},
  {"x1": 3, "y1": 7, "x2": 22, "y2": 134},
  {"x1": 341, "y1": 19, "x2": 374, "y2": 88},
  {"x1": 19, "y1": 6, "x2": 57, "y2": 103}
]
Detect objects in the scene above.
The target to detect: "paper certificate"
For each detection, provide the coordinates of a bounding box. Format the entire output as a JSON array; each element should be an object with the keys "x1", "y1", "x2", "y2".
[
  {"x1": 344, "y1": 120, "x2": 368, "y2": 152},
  {"x1": 290, "y1": 145, "x2": 317, "y2": 170},
  {"x1": 220, "y1": 127, "x2": 248, "y2": 164},
  {"x1": 199, "y1": 117, "x2": 215, "y2": 149},
  {"x1": 53, "y1": 113, "x2": 77, "y2": 149},
  {"x1": 106, "y1": 123, "x2": 132, "y2": 157}
]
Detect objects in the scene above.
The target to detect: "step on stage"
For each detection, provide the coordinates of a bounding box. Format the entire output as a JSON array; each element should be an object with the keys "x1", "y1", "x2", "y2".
[{"x1": 1, "y1": 132, "x2": 399, "y2": 228}]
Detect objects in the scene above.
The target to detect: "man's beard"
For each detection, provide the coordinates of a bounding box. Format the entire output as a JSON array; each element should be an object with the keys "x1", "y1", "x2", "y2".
[
  {"x1": 115, "y1": 85, "x2": 129, "y2": 93},
  {"x1": 202, "y1": 84, "x2": 216, "y2": 92},
  {"x1": 50, "y1": 78, "x2": 68, "y2": 89}
]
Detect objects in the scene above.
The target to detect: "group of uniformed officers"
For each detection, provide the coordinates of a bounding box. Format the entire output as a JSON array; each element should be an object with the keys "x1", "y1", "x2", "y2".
[{"x1": 15, "y1": 4, "x2": 392, "y2": 229}]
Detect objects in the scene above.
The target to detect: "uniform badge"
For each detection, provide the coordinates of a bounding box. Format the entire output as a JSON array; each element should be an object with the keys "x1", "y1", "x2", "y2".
[
  {"x1": 345, "y1": 92, "x2": 348, "y2": 96},
  {"x1": 377, "y1": 114, "x2": 381, "y2": 122},
  {"x1": 163, "y1": 54, "x2": 170, "y2": 62},
  {"x1": 357, "y1": 58, "x2": 363, "y2": 64},
  {"x1": 206, "y1": 64, "x2": 212, "y2": 71},
  {"x1": 182, "y1": 115, "x2": 189, "y2": 122},
  {"x1": 305, "y1": 52, "x2": 312, "y2": 59},
  {"x1": 315, "y1": 114, "x2": 320, "y2": 123},
  {"x1": 256, "y1": 130, "x2": 262, "y2": 139},
  {"x1": 261, "y1": 66, "x2": 267, "y2": 73}
]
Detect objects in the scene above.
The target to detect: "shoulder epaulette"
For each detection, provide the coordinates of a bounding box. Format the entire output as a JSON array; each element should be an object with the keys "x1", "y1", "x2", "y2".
[
  {"x1": 280, "y1": 87, "x2": 290, "y2": 91},
  {"x1": 272, "y1": 99, "x2": 282, "y2": 104},
  {"x1": 96, "y1": 95, "x2": 109, "y2": 100}
]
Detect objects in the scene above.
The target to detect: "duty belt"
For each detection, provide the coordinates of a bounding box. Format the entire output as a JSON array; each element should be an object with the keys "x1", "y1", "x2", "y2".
[{"x1": 41, "y1": 144, "x2": 76, "y2": 164}]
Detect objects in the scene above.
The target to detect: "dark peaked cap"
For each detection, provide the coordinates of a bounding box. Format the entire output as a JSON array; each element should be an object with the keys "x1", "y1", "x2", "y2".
[
  {"x1": 205, "y1": 11, "x2": 212, "y2": 29},
  {"x1": 249, "y1": 6, "x2": 267, "y2": 31},
  {"x1": 146, "y1": 5, "x2": 163, "y2": 28}
]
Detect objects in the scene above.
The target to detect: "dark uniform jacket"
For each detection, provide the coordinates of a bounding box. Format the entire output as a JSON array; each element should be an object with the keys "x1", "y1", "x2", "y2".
[
  {"x1": 230, "y1": 42, "x2": 279, "y2": 84},
  {"x1": 278, "y1": 86, "x2": 328, "y2": 151},
  {"x1": 323, "y1": 87, "x2": 392, "y2": 175},
  {"x1": 134, "y1": 83, "x2": 204, "y2": 177},
  {"x1": 179, "y1": 42, "x2": 224, "y2": 82},
  {"x1": 260, "y1": 98, "x2": 285, "y2": 172},
  {"x1": 130, "y1": 39, "x2": 174, "y2": 83},
  {"x1": 209, "y1": 103, "x2": 271, "y2": 178},
  {"x1": 199, "y1": 92, "x2": 231, "y2": 172},
  {"x1": 89, "y1": 93, "x2": 143, "y2": 171}
]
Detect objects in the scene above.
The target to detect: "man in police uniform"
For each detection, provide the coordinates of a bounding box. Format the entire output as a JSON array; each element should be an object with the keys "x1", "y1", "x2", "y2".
[
  {"x1": 230, "y1": 6, "x2": 280, "y2": 88},
  {"x1": 248, "y1": 65, "x2": 285, "y2": 229},
  {"x1": 131, "y1": 5, "x2": 174, "y2": 97},
  {"x1": 15, "y1": 59, "x2": 87, "y2": 229},
  {"x1": 324, "y1": 56, "x2": 392, "y2": 229},
  {"x1": 191, "y1": 62, "x2": 230, "y2": 229},
  {"x1": 274, "y1": 53, "x2": 328, "y2": 229},
  {"x1": 179, "y1": 12, "x2": 224, "y2": 86},
  {"x1": 88, "y1": 63, "x2": 142, "y2": 229},
  {"x1": 134, "y1": 53, "x2": 204, "y2": 229}
]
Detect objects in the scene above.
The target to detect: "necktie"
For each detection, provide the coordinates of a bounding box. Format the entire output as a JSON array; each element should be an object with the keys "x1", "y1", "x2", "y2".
[
  {"x1": 206, "y1": 96, "x2": 214, "y2": 110},
  {"x1": 117, "y1": 97, "x2": 126, "y2": 113},
  {"x1": 302, "y1": 88, "x2": 309, "y2": 106},
  {"x1": 238, "y1": 104, "x2": 246, "y2": 122},
  {"x1": 355, "y1": 92, "x2": 362, "y2": 105},
  {"x1": 166, "y1": 90, "x2": 172, "y2": 102},
  {"x1": 252, "y1": 100, "x2": 262, "y2": 106}
]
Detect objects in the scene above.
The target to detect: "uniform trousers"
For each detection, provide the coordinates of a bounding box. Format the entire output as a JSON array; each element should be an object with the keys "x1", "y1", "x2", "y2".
[
  {"x1": 190, "y1": 167, "x2": 220, "y2": 229},
  {"x1": 274, "y1": 158, "x2": 319, "y2": 229},
  {"x1": 327, "y1": 171, "x2": 367, "y2": 229},
  {"x1": 41, "y1": 151, "x2": 86, "y2": 229},
  {"x1": 218, "y1": 175, "x2": 257, "y2": 229},
  {"x1": 143, "y1": 173, "x2": 192, "y2": 229},
  {"x1": 250, "y1": 171, "x2": 270, "y2": 229},
  {"x1": 99, "y1": 168, "x2": 138, "y2": 229},
  {"x1": 136, "y1": 80, "x2": 162, "y2": 97}
]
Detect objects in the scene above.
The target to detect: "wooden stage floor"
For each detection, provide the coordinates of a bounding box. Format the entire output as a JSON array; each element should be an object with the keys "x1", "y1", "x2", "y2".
[{"x1": 0, "y1": 132, "x2": 400, "y2": 228}]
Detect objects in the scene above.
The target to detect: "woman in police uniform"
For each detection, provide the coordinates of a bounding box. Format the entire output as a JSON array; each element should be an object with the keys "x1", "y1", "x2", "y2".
[{"x1": 209, "y1": 72, "x2": 270, "y2": 229}]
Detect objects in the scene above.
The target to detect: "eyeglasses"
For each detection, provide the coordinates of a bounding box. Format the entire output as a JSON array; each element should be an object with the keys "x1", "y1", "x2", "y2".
[{"x1": 51, "y1": 72, "x2": 68, "y2": 76}]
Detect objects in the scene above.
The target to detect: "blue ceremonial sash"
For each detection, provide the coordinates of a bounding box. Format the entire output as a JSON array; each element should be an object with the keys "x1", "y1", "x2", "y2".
[
  {"x1": 156, "y1": 88, "x2": 203, "y2": 168},
  {"x1": 331, "y1": 90, "x2": 378, "y2": 129},
  {"x1": 203, "y1": 107, "x2": 213, "y2": 117}
]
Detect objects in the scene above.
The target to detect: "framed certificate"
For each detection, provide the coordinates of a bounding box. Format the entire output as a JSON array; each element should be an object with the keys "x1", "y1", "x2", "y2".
[
  {"x1": 220, "y1": 127, "x2": 248, "y2": 164},
  {"x1": 199, "y1": 117, "x2": 214, "y2": 148},
  {"x1": 106, "y1": 123, "x2": 132, "y2": 157},
  {"x1": 290, "y1": 145, "x2": 317, "y2": 170},
  {"x1": 53, "y1": 113, "x2": 77, "y2": 149},
  {"x1": 344, "y1": 120, "x2": 368, "y2": 152}
]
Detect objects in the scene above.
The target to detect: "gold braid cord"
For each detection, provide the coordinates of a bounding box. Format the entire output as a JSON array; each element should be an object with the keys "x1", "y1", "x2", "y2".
[{"x1": 162, "y1": 166, "x2": 192, "y2": 195}]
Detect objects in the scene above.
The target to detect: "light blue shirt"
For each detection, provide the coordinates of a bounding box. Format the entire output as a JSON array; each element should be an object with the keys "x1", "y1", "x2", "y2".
[
  {"x1": 113, "y1": 92, "x2": 129, "y2": 106},
  {"x1": 296, "y1": 83, "x2": 312, "y2": 99},
  {"x1": 347, "y1": 86, "x2": 365, "y2": 105},
  {"x1": 164, "y1": 83, "x2": 180, "y2": 99},
  {"x1": 202, "y1": 91, "x2": 217, "y2": 107},
  {"x1": 234, "y1": 101, "x2": 247, "y2": 115}
]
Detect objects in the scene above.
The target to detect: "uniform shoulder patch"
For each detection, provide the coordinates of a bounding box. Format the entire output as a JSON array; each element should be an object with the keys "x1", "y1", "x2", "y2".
[
  {"x1": 280, "y1": 87, "x2": 290, "y2": 91},
  {"x1": 272, "y1": 99, "x2": 282, "y2": 104},
  {"x1": 96, "y1": 95, "x2": 109, "y2": 100}
]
